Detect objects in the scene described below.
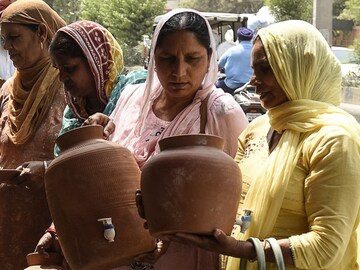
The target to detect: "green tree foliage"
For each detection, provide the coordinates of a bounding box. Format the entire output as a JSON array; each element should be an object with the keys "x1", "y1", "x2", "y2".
[
  {"x1": 81, "y1": 0, "x2": 166, "y2": 66},
  {"x1": 102, "y1": 0, "x2": 165, "y2": 47},
  {"x1": 179, "y1": 0, "x2": 263, "y2": 13},
  {"x1": 339, "y1": 0, "x2": 360, "y2": 25},
  {"x1": 264, "y1": 0, "x2": 312, "y2": 22},
  {"x1": 337, "y1": 0, "x2": 360, "y2": 62},
  {"x1": 333, "y1": 0, "x2": 347, "y2": 17},
  {"x1": 354, "y1": 37, "x2": 360, "y2": 62},
  {"x1": 80, "y1": 0, "x2": 104, "y2": 25},
  {"x1": 179, "y1": 0, "x2": 223, "y2": 12},
  {"x1": 43, "y1": 0, "x2": 81, "y2": 24},
  {"x1": 80, "y1": 0, "x2": 166, "y2": 46}
]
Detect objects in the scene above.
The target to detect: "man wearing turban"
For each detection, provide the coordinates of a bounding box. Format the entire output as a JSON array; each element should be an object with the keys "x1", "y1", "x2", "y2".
[{"x1": 216, "y1": 27, "x2": 253, "y2": 95}]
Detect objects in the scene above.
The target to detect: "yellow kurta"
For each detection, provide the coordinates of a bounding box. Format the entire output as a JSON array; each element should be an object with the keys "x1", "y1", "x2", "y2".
[{"x1": 227, "y1": 114, "x2": 360, "y2": 270}]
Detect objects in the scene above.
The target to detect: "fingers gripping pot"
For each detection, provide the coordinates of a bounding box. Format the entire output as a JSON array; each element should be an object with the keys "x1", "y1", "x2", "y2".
[
  {"x1": 44, "y1": 125, "x2": 156, "y2": 270},
  {"x1": 25, "y1": 252, "x2": 63, "y2": 270},
  {"x1": 141, "y1": 134, "x2": 242, "y2": 238}
]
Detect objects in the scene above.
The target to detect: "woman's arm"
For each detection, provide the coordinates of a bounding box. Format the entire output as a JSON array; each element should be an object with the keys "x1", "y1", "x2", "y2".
[
  {"x1": 168, "y1": 229, "x2": 295, "y2": 265},
  {"x1": 289, "y1": 130, "x2": 360, "y2": 268},
  {"x1": 207, "y1": 94, "x2": 248, "y2": 158}
]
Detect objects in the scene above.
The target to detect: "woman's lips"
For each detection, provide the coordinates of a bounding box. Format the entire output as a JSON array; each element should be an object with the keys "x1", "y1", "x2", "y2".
[
  {"x1": 169, "y1": 82, "x2": 188, "y2": 90},
  {"x1": 9, "y1": 54, "x2": 17, "y2": 60},
  {"x1": 259, "y1": 92, "x2": 270, "y2": 100}
]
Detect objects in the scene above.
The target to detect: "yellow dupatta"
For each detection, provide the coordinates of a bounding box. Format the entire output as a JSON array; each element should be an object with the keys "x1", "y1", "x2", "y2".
[{"x1": 227, "y1": 20, "x2": 360, "y2": 270}]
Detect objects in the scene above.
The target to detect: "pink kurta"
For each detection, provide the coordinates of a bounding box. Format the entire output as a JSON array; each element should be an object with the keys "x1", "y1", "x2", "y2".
[
  {"x1": 110, "y1": 9, "x2": 248, "y2": 270},
  {"x1": 111, "y1": 85, "x2": 247, "y2": 270}
]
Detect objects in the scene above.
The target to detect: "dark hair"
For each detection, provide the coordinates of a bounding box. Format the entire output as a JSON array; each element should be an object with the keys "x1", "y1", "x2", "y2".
[
  {"x1": 156, "y1": 12, "x2": 211, "y2": 55},
  {"x1": 49, "y1": 31, "x2": 85, "y2": 59}
]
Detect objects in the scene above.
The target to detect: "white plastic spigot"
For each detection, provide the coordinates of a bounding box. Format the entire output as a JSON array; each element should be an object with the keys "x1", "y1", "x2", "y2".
[
  {"x1": 98, "y1": 217, "x2": 115, "y2": 242},
  {"x1": 235, "y1": 209, "x2": 253, "y2": 233}
]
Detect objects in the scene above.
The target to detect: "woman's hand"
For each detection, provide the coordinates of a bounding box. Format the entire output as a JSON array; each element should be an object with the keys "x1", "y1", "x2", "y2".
[
  {"x1": 13, "y1": 161, "x2": 46, "y2": 190},
  {"x1": 35, "y1": 231, "x2": 71, "y2": 270},
  {"x1": 83, "y1": 113, "x2": 115, "y2": 139},
  {"x1": 167, "y1": 229, "x2": 246, "y2": 258},
  {"x1": 134, "y1": 190, "x2": 169, "y2": 264},
  {"x1": 135, "y1": 189, "x2": 148, "y2": 229},
  {"x1": 34, "y1": 232, "x2": 61, "y2": 255},
  {"x1": 133, "y1": 240, "x2": 170, "y2": 265}
]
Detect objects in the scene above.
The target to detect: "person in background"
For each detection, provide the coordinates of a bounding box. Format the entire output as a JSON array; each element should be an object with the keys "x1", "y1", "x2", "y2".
[
  {"x1": 0, "y1": 0, "x2": 66, "y2": 268},
  {"x1": 166, "y1": 20, "x2": 360, "y2": 270},
  {"x1": 216, "y1": 28, "x2": 235, "y2": 61},
  {"x1": 216, "y1": 27, "x2": 253, "y2": 95},
  {"x1": 0, "y1": 0, "x2": 16, "y2": 87},
  {"x1": 85, "y1": 8, "x2": 248, "y2": 270},
  {"x1": 32, "y1": 20, "x2": 147, "y2": 268}
]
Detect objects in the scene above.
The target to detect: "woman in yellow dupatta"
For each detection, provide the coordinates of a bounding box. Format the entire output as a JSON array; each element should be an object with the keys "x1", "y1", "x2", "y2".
[
  {"x1": 0, "y1": 0, "x2": 66, "y2": 268},
  {"x1": 168, "y1": 20, "x2": 360, "y2": 270}
]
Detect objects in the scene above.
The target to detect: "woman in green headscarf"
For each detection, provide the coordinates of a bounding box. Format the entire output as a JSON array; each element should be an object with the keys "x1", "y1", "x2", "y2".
[
  {"x1": 167, "y1": 20, "x2": 360, "y2": 270},
  {"x1": 31, "y1": 20, "x2": 147, "y2": 269}
]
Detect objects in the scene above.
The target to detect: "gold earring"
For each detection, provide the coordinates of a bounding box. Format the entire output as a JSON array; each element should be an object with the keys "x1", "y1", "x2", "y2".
[{"x1": 40, "y1": 42, "x2": 44, "y2": 50}]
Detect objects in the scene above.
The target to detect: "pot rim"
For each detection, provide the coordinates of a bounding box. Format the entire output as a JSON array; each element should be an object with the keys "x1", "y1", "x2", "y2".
[
  {"x1": 56, "y1": 125, "x2": 104, "y2": 152},
  {"x1": 158, "y1": 134, "x2": 224, "y2": 151}
]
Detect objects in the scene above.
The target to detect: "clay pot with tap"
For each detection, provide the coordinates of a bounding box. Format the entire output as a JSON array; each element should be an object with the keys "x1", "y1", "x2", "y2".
[{"x1": 45, "y1": 125, "x2": 155, "y2": 270}]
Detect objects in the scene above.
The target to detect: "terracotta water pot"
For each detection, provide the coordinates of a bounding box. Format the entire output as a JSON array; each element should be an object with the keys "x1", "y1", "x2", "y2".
[
  {"x1": 25, "y1": 252, "x2": 63, "y2": 270},
  {"x1": 45, "y1": 125, "x2": 156, "y2": 270},
  {"x1": 141, "y1": 134, "x2": 242, "y2": 238}
]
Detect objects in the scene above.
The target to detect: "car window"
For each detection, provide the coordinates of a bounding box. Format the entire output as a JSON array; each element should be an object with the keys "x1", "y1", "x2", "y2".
[{"x1": 332, "y1": 47, "x2": 357, "y2": 64}]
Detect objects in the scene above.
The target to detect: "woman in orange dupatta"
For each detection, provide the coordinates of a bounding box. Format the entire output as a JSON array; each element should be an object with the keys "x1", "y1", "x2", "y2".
[{"x1": 0, "y1": 0, "x2": 66, "y2": 268}]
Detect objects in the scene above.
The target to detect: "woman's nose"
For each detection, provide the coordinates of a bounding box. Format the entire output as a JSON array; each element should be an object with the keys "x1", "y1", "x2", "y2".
[
  {"x1": 172, "y1": 60, "x2": 187, "y2": 77},
  {"x1": 250, "y1": 74, "x2": 262, "y2": 86},
  {"x1": 249, "y1": 74, "x2": 256, "y2": 85},
  {"x1": 2, "y1": 38, "x2": 11, "y2": 51}
]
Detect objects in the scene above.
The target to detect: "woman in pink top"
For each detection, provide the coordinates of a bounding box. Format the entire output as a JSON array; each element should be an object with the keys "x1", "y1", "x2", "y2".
[{"x1": 86, "y1": 8, "x2": 248, "y2": 270}]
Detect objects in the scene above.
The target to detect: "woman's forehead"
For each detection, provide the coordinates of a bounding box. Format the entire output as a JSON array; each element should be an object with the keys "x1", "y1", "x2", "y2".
[
  {"x1": 156, "y1": 31, "x2": 207, "y2": 52},
  {"x1": 252, "y1": 40, "x2": 267, "y2": 62}
]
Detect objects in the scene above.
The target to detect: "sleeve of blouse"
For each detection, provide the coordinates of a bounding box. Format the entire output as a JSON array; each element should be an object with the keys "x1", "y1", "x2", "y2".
[
  {"x1": 207, "y1": 94, "x2": 249, "y2": 158},
  {"x1": 218, "y1": 52, "x2": 228, "y2": 69},
  {"x1": 234, "y1": 121, "x2": 251, "y2": 163},
  {"x1": 289, "y1": 129, "x2": 360, "y2": 269}
]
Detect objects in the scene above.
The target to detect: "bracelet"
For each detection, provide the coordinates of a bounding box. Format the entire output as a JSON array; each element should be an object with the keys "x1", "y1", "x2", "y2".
[
  {"x1": 239, "y1": 237, "x2": 266, "y2": 270},
  {"x1": 265, "y1": 238, "x2": 285, "y2": 270},
  {"x1": 46, "y1": 227, "x2": 57, "y2": 237},
  {"x1": 43, "y1": 160, "x2": 48, "y2": 171}
]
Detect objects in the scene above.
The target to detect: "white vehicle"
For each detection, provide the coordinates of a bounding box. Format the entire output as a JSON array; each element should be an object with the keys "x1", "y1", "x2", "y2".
[
  {"x1": 154, "y1": 12, "x2": 252, "y2": 44},
  {"x1": 331, "y1": 46, "x2": 360, "y2": 76}
]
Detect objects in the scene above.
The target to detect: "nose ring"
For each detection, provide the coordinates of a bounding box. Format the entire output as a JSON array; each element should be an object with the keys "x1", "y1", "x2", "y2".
[{"x1": 254, "y1": 79, "x2": 262, "y2": 85}]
